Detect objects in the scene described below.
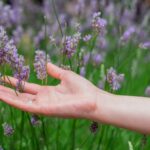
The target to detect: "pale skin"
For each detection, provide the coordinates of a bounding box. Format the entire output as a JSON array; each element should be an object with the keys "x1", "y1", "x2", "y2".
[{"x1": 0, "y1": 63, "x2": 150, "y2": 134}]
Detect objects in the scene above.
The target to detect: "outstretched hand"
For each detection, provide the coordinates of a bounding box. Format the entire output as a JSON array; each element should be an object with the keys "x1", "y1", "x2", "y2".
[{"x1": 0, "y1": 63, "x2": 101, "y2": 119}]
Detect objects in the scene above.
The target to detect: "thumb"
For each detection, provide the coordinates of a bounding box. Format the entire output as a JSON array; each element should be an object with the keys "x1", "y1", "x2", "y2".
[{"x1": 47, "y1": 63, "x2": 64, "y2": 80}]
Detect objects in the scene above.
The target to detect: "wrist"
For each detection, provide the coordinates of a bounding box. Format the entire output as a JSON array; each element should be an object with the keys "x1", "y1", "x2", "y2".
[{"x1": 90, "y1": 89, "x2": 116, "y2": 124}]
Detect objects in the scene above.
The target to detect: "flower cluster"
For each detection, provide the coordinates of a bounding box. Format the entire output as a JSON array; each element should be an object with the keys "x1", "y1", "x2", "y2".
[
  {"x1": 0, "y1": 1, "x2": 22, "y2": 28},
  {"x1": 62, "y1": 32, "x2": 81, "y2": 58},
  {"x1": 92, "y1": 12, "x2": 107, "y2": 34},
  {"x1": 106, "y1": 67, "x2": 124, "y2": 91},
  {"x1": 0, "y1": 26, "x2": 30, "y2": 90},
  {"x1": 34, "y1": 50, "x2": 50, "y2": 80},
  {"x1": 2, "y1": 122, "x2": 14, "y2": 136}
]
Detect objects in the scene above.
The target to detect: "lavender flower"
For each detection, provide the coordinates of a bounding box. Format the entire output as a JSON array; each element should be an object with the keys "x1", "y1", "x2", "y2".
[
  {"x1": 98, "y1": 80, "x2": 105, "y2": 89},
  {"x1": 62, "y1": 32, "x2": 81, "y2": 58},
  {"x1": 106, "y1": 67, "x2": 124, "y2": 91},
  {"x1": 145, "y1": 86, "x2": 150, "y2": 97},
  {"x1": 92, "y1": 54, "x2": 103, "y2": 65},
  {"x1": 83, "y1": 53, "x2": 90, "y2": 65},
  {"x1": 90, "y1": 121, "x2": 98, "y2": 133},
  {"x1": 2, "y1": 123, "x2": 14, "y2": 136},
  {"x1": 31, "y1": 115, "x2": 41, "y2": 126},
  {"x1": 92, "y1": 12, "x2": 107, "y2": 35},
  {"x1": 0, "y1": 26, "x2": 8, "y2": 64},
  {"x1": 83, "y1": 34, "x2": 92, "y2": 42},
  {"x1": 0, "y1": 2, "x2": 22, "y2": 28},
  {"x1": 0, "y1": 26, "x2": 30, "y2": 91},
  {"x1": 12, "y1": 26, "x2": 23, "y2": 45},
  {"x1": 80, "y1": 67, "x2": 86, "y2": 77},
  {"x1": 74, "y1": 0, "x2": 85, "y2": 15},
  {"x1": 139, "y1": 41, "x2": 150, "y2": 49},
  {"x1": 99, "y1": 37, "x2": 107, "y2": 49},
  {"x1": 120, "y1": 26, "x2": 136, "y2": 43},
  {"x1": 34, "y1": 50, "x2": 50, "y2": 80}
]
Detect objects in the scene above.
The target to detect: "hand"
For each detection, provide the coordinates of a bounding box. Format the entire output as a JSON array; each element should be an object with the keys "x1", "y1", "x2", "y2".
[{"x1": 0, "y1": 63, "x2": 100, "y2": 119}]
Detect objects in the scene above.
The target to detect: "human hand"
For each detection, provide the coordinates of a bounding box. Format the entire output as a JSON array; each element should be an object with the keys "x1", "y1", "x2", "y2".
[{"x1": 0, "y1": 63, "x2": 102, "y2": 119}]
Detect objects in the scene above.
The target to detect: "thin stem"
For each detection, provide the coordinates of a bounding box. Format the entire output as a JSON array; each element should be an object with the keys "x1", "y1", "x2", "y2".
[
  {"x1": 19, "y1": 112, "x2": 25, "y2": 149},
  {"x1": 26, "y1": 113, "x2": 39, "y2": 150},
  {"x1": 70, "y1": 120, "x2": 76, "y2": 150},
  {"x1": 44, "y1": 16, "x2": 48, "y2": 85},
  {"x1": 51, "y1": 0, "x2": 63, "y2": 37}
]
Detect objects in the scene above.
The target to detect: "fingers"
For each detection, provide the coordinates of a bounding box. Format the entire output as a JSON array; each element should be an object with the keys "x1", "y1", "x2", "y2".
[
  {"x1": 0, "y1": 90, "x2": 38, "y2": 114},
  {"x1": 1, "y1": 76, "x2": 41, "y2": 94},
  {"x1": 47, "y1": 63, "x2": 65, "y2": 80},
  {"x1": 0, "y1": 85, "x2": 35, "y2": 100}
]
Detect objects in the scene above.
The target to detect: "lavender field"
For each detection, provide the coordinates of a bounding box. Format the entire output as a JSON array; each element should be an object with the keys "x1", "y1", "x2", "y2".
[{"x1": 0, "y1": 0, "x2": 150, "y2": 149}]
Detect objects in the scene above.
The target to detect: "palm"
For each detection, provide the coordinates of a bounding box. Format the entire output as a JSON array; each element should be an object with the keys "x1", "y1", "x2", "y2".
[{"x1": 0, "y1": 63, "x2": 97, "y2": 118}]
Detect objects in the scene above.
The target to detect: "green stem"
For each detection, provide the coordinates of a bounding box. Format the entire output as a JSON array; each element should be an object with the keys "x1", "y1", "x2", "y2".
[
  {"x1": 70, "y1": 120, "x2": 76, "y2": 150},
  {"x1": 56, "y1": 119, "x2": 61, "y2": 150},
  {"x1": 26, "y1": 113, "x2": 39, "y2": 150},
  {"x1": 41, "y1": 117, "x2": 49, "y2": 149},
  {"x1": 19, "y1": 112, "x2": 25, "y2": 149}
]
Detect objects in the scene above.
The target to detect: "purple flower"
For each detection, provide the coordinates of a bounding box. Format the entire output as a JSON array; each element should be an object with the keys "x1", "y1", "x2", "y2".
[
  {"x1": 145, "y1": 86, "x2": 150, "y2": 97},
  {"x1": 0, "y1": 2, "x2": 23, "y2": 28},
  {"x1": 92, "y1": 54, "x2": 103, "y2": 65},
  {"x1": 92, "y1": 12, "x2": 107, "y2": 35},
  {"x1": 34, "y1": 50, "x2": 50, "y2": 80},
  {"x1": 62, "y1": 32, "x2": 81, "y2": 58},
  {"x1": 106, "y1": 67, "x2": 124, "y2": 91},
  {"x1": 99, "y1": 37, "x2": 107, "y2": 49},
  {"x1": 80, "y1": 67, "x2": 86, "y2": 77},
  {"x1": 0, "y1": 26, "x2": 8, "y2": 64},
  {"x1": 31, "y1": 115, "x2": 41, "y2": 126},
  {"x1": 120, "y1": 26, "x2": 136, "y2": 43},
  {"x1": 83, "y1": 53, "x2": 90, "y2": 65},
  {"x1": 90, "y1": 122, "x2": 98, "y2": 133},
  {"x1": 139, "y1": 41, "x2": 150, "y2": 49},
  {"x1": 74, "y1": 0, "x2": 85, "y2": 15},
  {"x1": 98, "y1": 80, "x2": 105, "y2": 89},
  {"x1": 83, "y1": 34, "x2": 92, "y2": 42},
  {"x1": 0, "y1": 26, "x2": 30, "y2": 91},
  {"x1": 2, "y1": 122, "x2": 14, "y2": 136},
  {"x1": 12, "y1": 26, "x2": 23, "y2": 45}
]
